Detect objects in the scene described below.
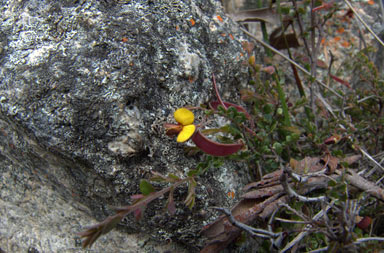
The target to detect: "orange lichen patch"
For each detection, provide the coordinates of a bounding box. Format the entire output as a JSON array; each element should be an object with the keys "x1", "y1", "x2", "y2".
[
  {"x1": 188, "y1": 76, "x2": 195, "y2": 83},
  {"x1": 334, "y1": 36, "x2": 341, "y2": 42},
  {"x1": 175, "y1": 25, "x2": 180, "y2": 31},
  {"x1": 312, "y1": 1, "x2": 334, "y2": 12},
  {"x1": 341, "y1": 40, "x2": 350, "y2": 48},
  {"x1": 121, "y1": 37, "x2": 128, "y2": 42},
  {"x1": 227, "y1": 191, "x2": 235, "y2": 199},
  {"x1": 228, "y1": 33, "x2": 234, "y2": 40},
  {"x1": 217, "y1": 15, "x2": 223, "y2": 22},
  {"x1": 189, "y1": 18, "x2": 195, "y2": 26},
  {"x1": 336, "y1": 27, "x2": 345, "y2": 34}
]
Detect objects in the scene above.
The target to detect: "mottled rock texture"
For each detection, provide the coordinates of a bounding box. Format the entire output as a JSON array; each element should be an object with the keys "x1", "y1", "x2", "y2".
[{"x1": 0, "y1": 0, "x2": 254, "y2": 252}]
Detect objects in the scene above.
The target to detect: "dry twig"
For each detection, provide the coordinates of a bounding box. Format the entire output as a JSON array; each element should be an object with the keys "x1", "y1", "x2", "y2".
[{"x1": 343, "y1": 0, "x2": 384, "y2": 48}]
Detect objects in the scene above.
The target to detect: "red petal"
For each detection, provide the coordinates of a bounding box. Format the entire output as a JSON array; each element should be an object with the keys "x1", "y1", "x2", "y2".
[{"x1": 191, "y1": 131, "x2": 243, "y2": 156}]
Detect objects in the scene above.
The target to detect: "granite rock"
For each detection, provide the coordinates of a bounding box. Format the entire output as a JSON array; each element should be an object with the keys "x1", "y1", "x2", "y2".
[{"x1": 0, "y1": 0, "x2": 254, "y2": 251}]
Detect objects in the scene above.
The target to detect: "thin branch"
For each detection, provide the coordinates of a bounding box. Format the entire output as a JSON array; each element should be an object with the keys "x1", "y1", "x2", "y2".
[
  {"x1": 292, "y1": 0, "x2": 312, "y2": 59},
  {"x1": 211, "y1": 207, "x2": 281, "y2": 239},
  {"x1": 267, "y1": 208, "x2": 285, "y2": 248},
  {"x1": 358, "y1": 147, "x2": 384, "y2": 176},
  {"x1": 288, "y1": 167, "x2": 332, "y2": 183},
  {"x1": 240, "y1": 27, "x2": 343, "y2": 99},
  {"x1": 281, "y1": 170, "x2": 327, "y2": 202},
  {"x1": 307, "y1": 236, "x2": 384, "y2": 252},
  {"x1": 354, "y1": 236, "x2": 384, "y2": 245},
  {"x1": 343, "y1": 0, "x2": 384, "y2": 47},
  {"x1": 308, "y1": 247, "x2": 330, "y2": 253},
  {"x1": 280, "y1": 201, "x2": 335, "y2": 253},
  {"x1": 337, "y1": 169, "x2": 384, "y2": 201},
  {"x1": 279, "y1": 203, "x2": 310, "y2": 222},
  {"x1": 380, "y1": 0, "x2": 384, "y2": 24},
  {"x1": 274, "y1": 217, "x2": 310, "y2": 224},
  {"x1": 316, "y1": 93, "x2": 337, "y2": 118},
  {"x1": 310, "y1": 0, "x2": 319, "y2": 128},
  {"x1": 79, "y1": 177, "x2": 189, "y2": 248}
]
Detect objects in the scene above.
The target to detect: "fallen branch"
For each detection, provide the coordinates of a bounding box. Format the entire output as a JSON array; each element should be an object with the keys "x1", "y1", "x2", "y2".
[{"x1": 338, "y1": 169, "x2": 384, "y2": 201}]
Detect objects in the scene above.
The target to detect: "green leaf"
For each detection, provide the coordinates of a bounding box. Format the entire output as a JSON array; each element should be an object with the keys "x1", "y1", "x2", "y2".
[
  {"x1": 150, "y1": 176, "x2": 167, "y2": 182},
  {"x1": 167, "y1": 173, "x2": 181, "y2": 181},
  {"x1": 184, "y1": 178, "x2": 197, "y2": 209},
  {"x1": 272, "y1": 142, "x2": 283, "y2": 154},
  {"x1": 263, "y1": 104, "x2": 273, "y2": 114},
  {"x1": 298, "y1": 7, "x2": 306, "y2": 15},
  {"x1": 187, "y1": 169, "x2": 199, "y2": 177},
  {"x1": 140, "y1": 179, "x2": 155, "y2": 196},
  {"x1": 201, "y1": 126, "x2": 230, "y2": 135}
]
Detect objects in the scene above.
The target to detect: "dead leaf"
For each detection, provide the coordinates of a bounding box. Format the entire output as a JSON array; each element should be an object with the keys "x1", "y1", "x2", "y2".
[
  {"x1": 291, "y1": 157, "x2": 323, "y2": 173},
  {"x1": 342, "y1": 155, "x2": 361, "y2": 165},
  {"x1": 324, "y1": 155, "x2": 339, "y2": 174},
  {"x1": 201, "y1": 194, "x2": 283, "y2": 253},
  {"x1": 242, "y1": 185, "x2": 284, "y2": 199},
  {"x1": 330, "y1": 74, "x2": 351, "y2": 88},
  {"x1": 269, "y1": 31, "x2": 300, "y2": 50},
  {"x1": 243, "y1": 173, "x2": 282, "y2": 191},
  {"x1": 294, "y1": 52, "x2": 328, "y2": 69}
]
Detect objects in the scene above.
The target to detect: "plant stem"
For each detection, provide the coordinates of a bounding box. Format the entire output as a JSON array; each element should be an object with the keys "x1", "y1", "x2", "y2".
[
  {"x1": 240, "y1": 28, "x2": 343, "y2": 99},
  {"x1": 273, "y1": 72, "x2": 291, "y2": 127}
]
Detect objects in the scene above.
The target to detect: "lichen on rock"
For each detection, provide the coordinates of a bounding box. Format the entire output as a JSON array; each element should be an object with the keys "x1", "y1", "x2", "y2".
[{"x1": 0, "y1": 0, "x2": 255, "y2": 251}]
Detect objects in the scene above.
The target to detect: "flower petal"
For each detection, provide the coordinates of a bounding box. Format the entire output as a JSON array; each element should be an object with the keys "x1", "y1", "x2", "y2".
[
  {"x1": 191, "y1": 130, "x2": 243, "y2": 156},
  {"x1": 174, "y1": 108, "x2": 194, "y2": 125},
  {"x1": 164, "y1": 123, "x2": 183, "y2": 136},
  {"x1": 177, "y1": 125, "x2": 196, "y2": 143}
]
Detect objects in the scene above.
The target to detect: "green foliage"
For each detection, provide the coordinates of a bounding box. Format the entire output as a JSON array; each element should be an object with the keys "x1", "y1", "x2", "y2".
[
  {"x1": 80, "y1": 1, "x2": 384, "y2": 251},
  {"x1": 210, "y1": 0, "x2": 384, "y2": 251},
  {"x1": 139, "y1": 179, "x2": 155, "y2": 196}
]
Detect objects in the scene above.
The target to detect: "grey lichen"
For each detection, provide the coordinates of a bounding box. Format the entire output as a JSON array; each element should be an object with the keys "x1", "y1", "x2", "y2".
[{"x1": 0, "y1": 0, "x2": 255, "y2": 251}]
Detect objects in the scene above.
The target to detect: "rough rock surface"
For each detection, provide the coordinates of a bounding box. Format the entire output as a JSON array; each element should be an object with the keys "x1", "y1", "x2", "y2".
[{"x1": 0, "y1": 0, "x2": 255, "y2": 252}]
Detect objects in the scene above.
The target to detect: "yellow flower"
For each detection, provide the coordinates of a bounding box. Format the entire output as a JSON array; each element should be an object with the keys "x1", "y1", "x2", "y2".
[{"x1": 174, "y1": 108, "x2": 196, "y2": 143}]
